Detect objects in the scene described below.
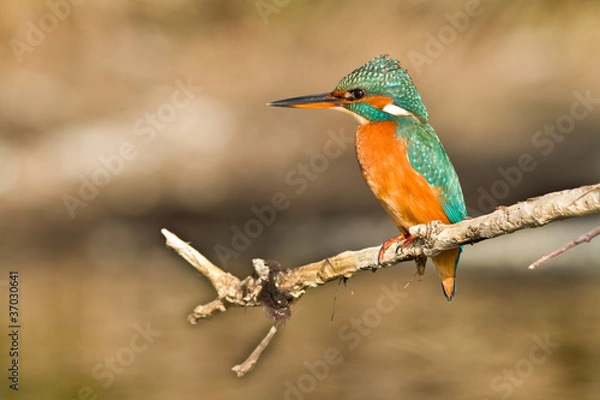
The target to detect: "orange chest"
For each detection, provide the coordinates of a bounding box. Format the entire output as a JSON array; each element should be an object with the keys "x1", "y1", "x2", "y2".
[
  {"x1": 355, "y1": 121, "x2": 411, "y2": 199},
  {"x1": 355, "y1": 121, "x2": 448, "y2": 228}
]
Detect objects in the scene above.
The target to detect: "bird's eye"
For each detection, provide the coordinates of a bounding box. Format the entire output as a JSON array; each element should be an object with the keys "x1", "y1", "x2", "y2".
[{"x1": 351, "y1": 89, "x2": 365, "y2": 100}]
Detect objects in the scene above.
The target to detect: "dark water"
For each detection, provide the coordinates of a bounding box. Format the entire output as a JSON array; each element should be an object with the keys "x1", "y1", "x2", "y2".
[{"x1": 2, "y1": 258, "x2": 598, "y2": 400}]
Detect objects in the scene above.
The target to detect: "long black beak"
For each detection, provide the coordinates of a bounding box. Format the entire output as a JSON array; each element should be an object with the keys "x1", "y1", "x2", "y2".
[{"x1": 267, "y1": 92, "x2": 342, "y2": 109}]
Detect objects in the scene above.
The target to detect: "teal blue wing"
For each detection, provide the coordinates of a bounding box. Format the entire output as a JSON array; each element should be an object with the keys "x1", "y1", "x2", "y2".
[{"x1": 399, "y1": 121, "x2": 467, "y2": 224}]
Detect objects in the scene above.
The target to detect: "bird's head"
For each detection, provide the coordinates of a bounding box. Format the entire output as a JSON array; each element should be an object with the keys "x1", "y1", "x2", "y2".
[{"x1": 268, "y1": 54, "x2": 428, "y2": 124}]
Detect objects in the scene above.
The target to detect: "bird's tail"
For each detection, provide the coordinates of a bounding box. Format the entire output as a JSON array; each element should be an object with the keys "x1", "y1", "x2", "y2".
[{"x1": 431, "y1": 247, "x2": 461, "y2": 302}]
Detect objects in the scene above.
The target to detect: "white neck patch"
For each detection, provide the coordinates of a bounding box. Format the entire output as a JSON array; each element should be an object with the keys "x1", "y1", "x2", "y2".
[{"x1": 382, "y1": 103, "x2": 413, "y2": 117}]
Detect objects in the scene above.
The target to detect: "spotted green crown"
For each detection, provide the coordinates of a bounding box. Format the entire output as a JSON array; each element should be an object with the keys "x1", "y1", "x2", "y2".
[{"x1": 335, "y1": 54, "x2": 428, "y2": 123}]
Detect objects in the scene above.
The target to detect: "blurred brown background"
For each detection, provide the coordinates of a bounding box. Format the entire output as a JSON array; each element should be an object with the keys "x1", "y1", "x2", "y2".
[{"x1": 0, "y1": 0, "x2": 599, "y2": 399}]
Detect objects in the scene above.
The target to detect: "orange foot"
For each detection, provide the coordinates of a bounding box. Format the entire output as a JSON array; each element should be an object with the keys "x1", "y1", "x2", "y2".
[{"x1": 377, "y1": 233, "x2": 418, "y2": 265}]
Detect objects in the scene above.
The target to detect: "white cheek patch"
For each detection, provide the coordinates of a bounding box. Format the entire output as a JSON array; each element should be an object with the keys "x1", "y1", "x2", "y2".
[
  {"x1": 333, "y1": 106, "x2": 369, "y2": 125},
  {"x1": 382, "y1": 103, "x2": 413, "y2": 117}
]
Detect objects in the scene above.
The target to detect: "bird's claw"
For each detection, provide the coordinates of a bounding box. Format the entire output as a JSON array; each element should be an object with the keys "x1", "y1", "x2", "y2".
[{"x1": 377, "y1": 233, "x2": 416, "y2": 266}]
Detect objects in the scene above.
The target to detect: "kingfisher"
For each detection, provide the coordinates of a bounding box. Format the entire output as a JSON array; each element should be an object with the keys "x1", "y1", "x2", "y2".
[{"x1": 268, "y1": 54, "x2": 467, "y2": 301}]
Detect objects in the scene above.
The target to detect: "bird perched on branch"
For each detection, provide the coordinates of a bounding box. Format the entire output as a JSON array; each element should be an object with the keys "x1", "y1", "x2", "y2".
[{"x1": 268, "y1": 54, "x2": 467, "y2": 301}]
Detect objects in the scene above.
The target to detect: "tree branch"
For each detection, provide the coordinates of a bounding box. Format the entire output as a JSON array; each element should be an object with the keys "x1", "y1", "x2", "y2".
[
  {"x1": 528, "y1": 225, "x2": 600, "y2": 269},
  {"x1": 162, "y1": 183, "x2": 600, "y2": 376},
  {"x1": 232, "y1": 322, "x2": 281, "y2": 377}
]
